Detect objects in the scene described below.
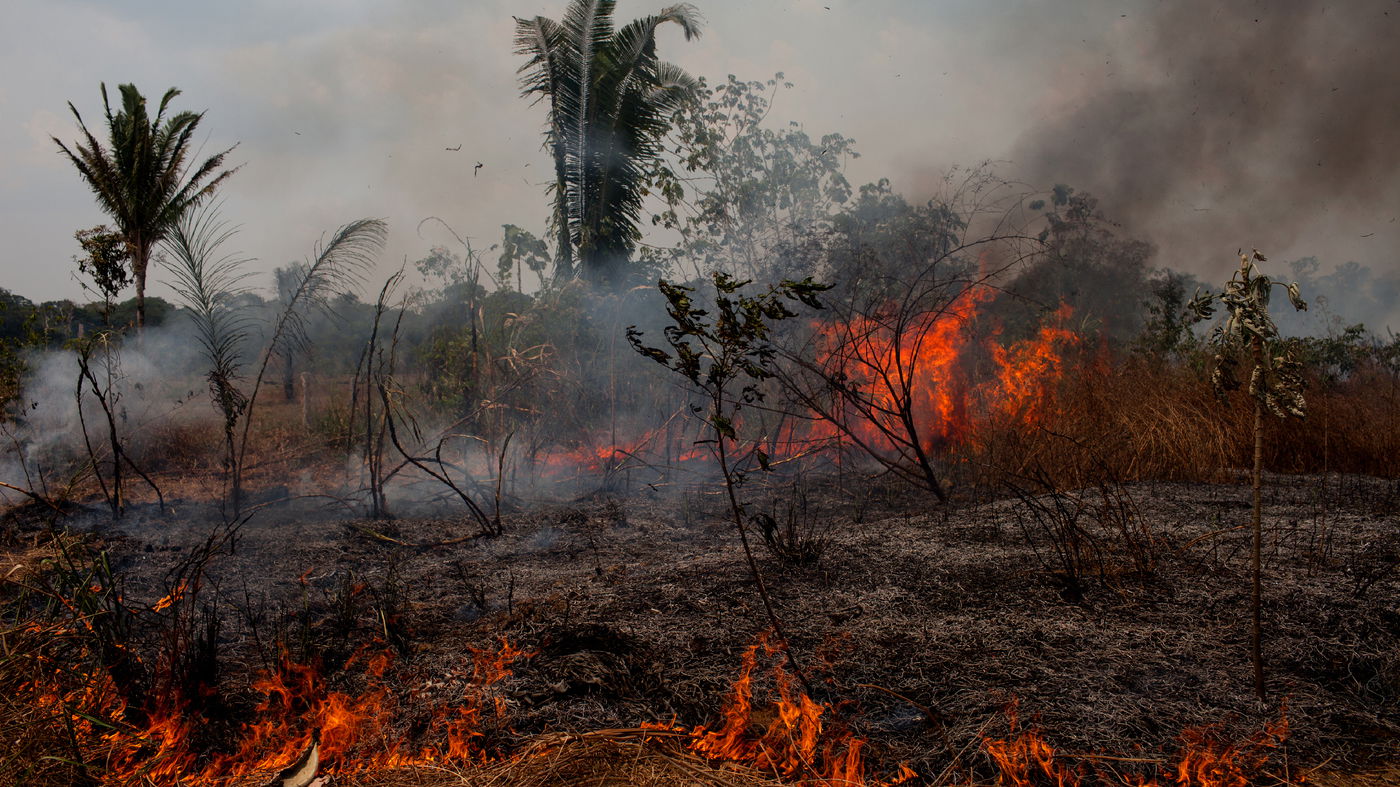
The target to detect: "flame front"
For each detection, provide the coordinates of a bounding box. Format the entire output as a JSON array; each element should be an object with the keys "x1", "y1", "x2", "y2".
[
  {"x1": 687, "y1": 634, "x2": 913, "y2": 786},
  {"x1": 812, "y1": 285, "x2": 1079, "y2": 456},
  {"x1": 982, "y1": 700, "x2": 1292, "y2": 787},
  {"x1": 29, "y1": 636, "x2": 531, "y2": 785}
]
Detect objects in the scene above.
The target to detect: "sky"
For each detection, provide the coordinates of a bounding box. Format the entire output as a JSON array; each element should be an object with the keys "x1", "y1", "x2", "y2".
[{"x1": 3, "y1": 0, "x2": 1397, "y2": 317}]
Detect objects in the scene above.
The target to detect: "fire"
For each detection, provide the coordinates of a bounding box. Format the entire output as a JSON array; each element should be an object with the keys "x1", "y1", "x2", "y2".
[
  {"x1": 27, "y1": 637, "x2": 532, "y2": 785},
  {"x1": 987, "y1": 301, "x2": 1080, "y2": 428},
  {"x1": 812, "y1": 285, "x2": 1080, "y2": 455},
  {"x1": 982, "y1": 700, "x2": 1292, "y2": 787},
  {"x1": 686, "y1": 633, "x2": 913, "y2": 786},
  {"x1": 526, "y1": 279, "x2": 1081, "y2": 476},
  {"x1": 22, "y1": 619, "x2": 1297, "y2": 787}
]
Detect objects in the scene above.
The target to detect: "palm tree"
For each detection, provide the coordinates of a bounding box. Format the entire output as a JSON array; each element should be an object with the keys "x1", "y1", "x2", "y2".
[
  {"x1": 54, "y1": 83, "x2": 238, "y2": 328},
  {"x1": 515, "y1": 1, "x2": 702, "y2": 285}
]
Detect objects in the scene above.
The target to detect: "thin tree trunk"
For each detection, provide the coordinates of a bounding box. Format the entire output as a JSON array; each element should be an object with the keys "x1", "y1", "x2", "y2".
[
  {"x1": 1250, "y1": 353, "x2": 1266, "y2": 702},
  {"x1": 714, "y1": 404, "x2": 815, "y2": 699},
  {"x1": 282, "y1": 353, "x2": 295, "y2": 401},
  {"x1": 552, "y1": 134, "x2": 573, "y2": 279},
  {"x1": 133, "y1": 243, "x2": 149, "y2": 330}
]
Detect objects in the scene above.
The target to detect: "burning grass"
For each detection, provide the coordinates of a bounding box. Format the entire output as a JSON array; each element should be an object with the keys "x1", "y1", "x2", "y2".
[
  {"x1": 3, "y1": 273, "x2": 1399, "y2": 786},
  {"x1": 3, "y1": 468, "x2": 1396, "y2": 785}
]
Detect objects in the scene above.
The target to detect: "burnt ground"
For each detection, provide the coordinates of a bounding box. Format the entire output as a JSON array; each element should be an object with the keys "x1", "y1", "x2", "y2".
[{"x1": 17, "y1": 470, "x2": 1400, "y2": 780}]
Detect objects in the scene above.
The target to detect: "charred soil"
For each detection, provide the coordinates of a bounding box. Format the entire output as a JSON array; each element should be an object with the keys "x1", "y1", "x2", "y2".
[{"x1": 6, "y1": 471, "x2": 1399, "y2": 784}]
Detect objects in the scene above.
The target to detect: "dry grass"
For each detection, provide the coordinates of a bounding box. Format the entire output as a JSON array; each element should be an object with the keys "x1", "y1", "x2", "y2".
[
  {"x1": 1307, "y1": 767, "x2": 1400, "y2": 787},
  {"x1": 956, "y1": 352, "x2": 1400, "y2": 493}
]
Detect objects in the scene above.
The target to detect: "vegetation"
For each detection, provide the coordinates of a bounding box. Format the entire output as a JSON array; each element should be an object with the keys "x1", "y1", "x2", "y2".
[
  {"x1": 514, "y1": 0, "x2": 702, "y2": 284},
  {"x1": 628, "y1": 271, "x2": 829, "y2": 687},
  {"x1": 2, "y1": 5, "x2": 1399, "y2": 783},
  {"x1": 1190, "y1": 249, "x2": 1309, "y2": 701},
  {"x1": 53, "y1": 83, "x2": 238, "y2": 328},
  {"x1": 160, "y1": 204, "x2": 254, "y2": 513}
]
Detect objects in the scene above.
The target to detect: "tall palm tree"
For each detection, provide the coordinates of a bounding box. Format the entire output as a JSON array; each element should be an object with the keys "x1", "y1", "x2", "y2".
[
  {"x1": 515, "y1": 1, "x2": 702, "y2": 286},
  {"x1": 54, "y1": 83, "x2": 238, "y2": 328}
]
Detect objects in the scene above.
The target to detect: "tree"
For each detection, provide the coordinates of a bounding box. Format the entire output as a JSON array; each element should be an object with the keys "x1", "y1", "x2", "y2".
[
  {"x1": 1015, "y1": 186, "x2": 1154, "y2": 344},
  {"x1": 1190, "y1": 249, "x2": 1308, "y2": 701},
  {"x1": 646, "y1": 73, "x2": 857, "y2": 282},
  {"x1": 514, "y1": 0, "x2": 702, "y2": 286},
  {"x1": 274, "y1": 264, "x2": 308, "y2": 400},
  {"x1": 497, "y1": 224, "x2": 551, "y2": 291},
  {"x1": 73, "y1": 225, "x2": 132, "y2": 310},
  {"x1": 54, "y1": 83, "x2": 238, "y2": 328},
  {"x1": 629, "y1": 271, "x2": 829, "y2": 690}
]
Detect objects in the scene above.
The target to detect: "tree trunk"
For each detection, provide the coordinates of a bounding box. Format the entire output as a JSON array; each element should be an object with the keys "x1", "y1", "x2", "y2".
[
  {"x1": 552, "y1": 133, "x2": 573, "y2": 279},
  {"x1": 132, "y1": 243, "x2": 149, "y2": 330},
  {"x1": 1250, "y1": 345, "x2": 1266, "y2": 701},
  {"x1": 282, "y1": 352, "x2": 295, "y2": 401}
]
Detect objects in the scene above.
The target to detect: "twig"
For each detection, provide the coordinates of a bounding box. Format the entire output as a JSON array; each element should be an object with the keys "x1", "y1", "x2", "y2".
[{"x1": 0, "y1": 480, "x2": 65, "y2": 514}]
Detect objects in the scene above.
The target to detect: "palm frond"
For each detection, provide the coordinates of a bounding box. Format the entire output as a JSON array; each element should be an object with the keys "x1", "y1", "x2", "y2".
[
  {"x1": 514, "y1": 1, "x2": 700, "y2": 283},
  {"x1": 237, "y1": 218, "x2": 387, "y2": 473},
  {"x1": 160, "y1": 202, "x2": 255, "y2": 383},
  {"x1": 271, "y1": 217, "x2": 387, "y2": 357},
  {"x1": 161, "y1": 202, "x2": 255, "y2": 444}
]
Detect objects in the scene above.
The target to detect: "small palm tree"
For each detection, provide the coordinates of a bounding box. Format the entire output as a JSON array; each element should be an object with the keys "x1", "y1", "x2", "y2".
[
  {"x1": 54, "y1": 83, "x2": 238, "y2": 328},
  {"x1": 515, "y1": 0, "x2": 702, "y2": 285}
]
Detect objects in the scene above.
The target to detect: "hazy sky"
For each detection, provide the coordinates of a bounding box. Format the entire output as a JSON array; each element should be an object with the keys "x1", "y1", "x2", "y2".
[{"x1": 4, "y1": 0, "x2": 1396, "y2": 307}]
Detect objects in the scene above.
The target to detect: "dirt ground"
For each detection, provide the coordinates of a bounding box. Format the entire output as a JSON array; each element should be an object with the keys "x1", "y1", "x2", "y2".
[{"x1": 22, "y1": 469, "x2": 1400, "y2": 781}]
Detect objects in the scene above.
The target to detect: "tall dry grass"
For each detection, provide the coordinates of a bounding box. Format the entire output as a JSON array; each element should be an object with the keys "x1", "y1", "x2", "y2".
[{"x1": 958, "y1": 347, "x2": 1400, "y2": 491}]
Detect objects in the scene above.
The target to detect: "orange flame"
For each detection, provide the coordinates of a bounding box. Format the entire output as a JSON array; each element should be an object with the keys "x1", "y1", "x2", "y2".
[
  {"x1": 29, "y1": 637, "x2": 534, "y2": 785},
  {"x1": 687, "y1": 634, "x2": 913, "y2": 786},
  {"x1": 983, "y1": 700, "x2": 1292, "y2": 787},
  {"x1": 811, "y1": 286, "x2": 1079, "y2": 456}
]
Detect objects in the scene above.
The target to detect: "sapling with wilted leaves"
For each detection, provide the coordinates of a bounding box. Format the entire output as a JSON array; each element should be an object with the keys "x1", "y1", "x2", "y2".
[
  {"x1": 1189, "y1": 248, "x2": 1307, "y2": 702},
  {"x1": 628, "y1": 271, "x2": 829, "y2": 690}
]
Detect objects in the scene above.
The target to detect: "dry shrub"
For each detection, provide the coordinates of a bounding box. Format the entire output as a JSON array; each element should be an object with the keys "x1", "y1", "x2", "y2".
[{"x1": 136, "y1": 415, "x2": 224, "y2": 474}]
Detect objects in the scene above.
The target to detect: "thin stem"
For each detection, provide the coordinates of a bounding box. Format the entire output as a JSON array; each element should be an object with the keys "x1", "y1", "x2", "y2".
[
  {"x1": 713, "y1": 396, "x2": 815, "y2": 699},
  {"x1": 1251, "y1": 338, "x2": 1266, "y2": 702}
]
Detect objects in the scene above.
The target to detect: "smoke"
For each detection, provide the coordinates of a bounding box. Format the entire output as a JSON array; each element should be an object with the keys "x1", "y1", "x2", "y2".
[
  {"x1": 1010, "y1": 0, "x2": 1400, "y2": 305},
  {"x1": 0, "y1": 323, "x2": 216, "y2": 504}
]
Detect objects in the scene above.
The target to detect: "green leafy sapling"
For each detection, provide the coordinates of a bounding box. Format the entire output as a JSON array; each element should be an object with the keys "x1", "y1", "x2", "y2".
[
  {"x1": 628, "y1": 271, "x2": 829, "y2": 688},
  {"x1": 1189, "y1": 249, "x2": 1307, "y2": 702},
  {"x1": 73, "y1": 225, "x2": 132, "y2": 316}
]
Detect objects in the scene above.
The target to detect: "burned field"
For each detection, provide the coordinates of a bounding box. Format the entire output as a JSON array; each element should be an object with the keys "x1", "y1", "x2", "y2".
[
  {"x1": 4, "y1": 466, "x2": 1398, "y2": 785},
  {"x1": 8, "y1": 3, "x2": 1400, "y2": 781},
  {"x1": 4, "y1": 249, "x2": 1399, "y2": 785},
  {"x1": 4, "y1": 254, "x2": 1400, "y2": 786}
]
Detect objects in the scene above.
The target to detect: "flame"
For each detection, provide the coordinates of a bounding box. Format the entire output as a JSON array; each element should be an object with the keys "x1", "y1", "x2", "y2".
[
  {"x1": 810, "y1": 285, "x2": 989, "y2": 453},
  {"x1": 811, "y1": 286, "x2": 1079, "y2": 456},
  {"x1": 527, "y1": 282, "x2": 1081, "y2": 475},
  {"x1": 982, "y1": 700, "x2": 1292, "y2": 787},
  {"x1": 987, "y1": 301, "x2": 1080, "y2": 429},
  {"x1": 22, "y1": 637, "x2": 533, "y2": 784},
  {"x1": 686, "y1": 633, "x2": 913, "y2": 786},
  {"x1": 150, "y1": 580, "x2": 187, "y2": 612},
  {"x1": 22, "y1": 621, "x2": 1295, "y2": 787}
]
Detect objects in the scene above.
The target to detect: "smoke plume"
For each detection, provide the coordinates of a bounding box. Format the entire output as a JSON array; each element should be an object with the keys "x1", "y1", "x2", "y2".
[{"x1": 1012, "y1": 0, "x2": 1400, "y2": 288}]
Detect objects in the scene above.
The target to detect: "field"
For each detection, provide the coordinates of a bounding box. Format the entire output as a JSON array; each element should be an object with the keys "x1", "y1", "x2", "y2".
[{"x1": 4, "y1": 455, "x2": 1397, "y2": 785}]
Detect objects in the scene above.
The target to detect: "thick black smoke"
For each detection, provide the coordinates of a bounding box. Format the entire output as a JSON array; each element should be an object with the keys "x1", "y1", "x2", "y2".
[{"x1": 1012, "y1": 0, "x2": 1400, "y2": 290}]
